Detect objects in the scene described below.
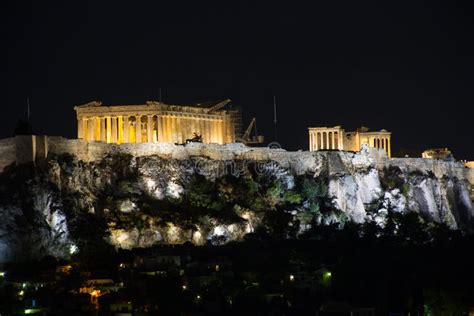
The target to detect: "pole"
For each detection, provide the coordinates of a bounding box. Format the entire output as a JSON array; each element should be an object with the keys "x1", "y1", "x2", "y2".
[
  {"x1": 273, "y1": 95, "x2": 278, "y2": 141},
  {"x1": 27, "y1": 98, "x2": 31, "y2": 133},
  {"x1": 27, "y1": 98, "x2": 30, "y2": 122}
]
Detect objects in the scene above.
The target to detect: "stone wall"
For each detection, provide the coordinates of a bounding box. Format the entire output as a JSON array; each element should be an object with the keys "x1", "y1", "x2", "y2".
[
  {"x1": 0, "y1": 137, "x2": 16, "y2": 172},
  {"x1": 0, "y1": 136, "x2": 472, "y2": 188},
  {"x1": 0, "y1": 136, "x2": 50, "y2": 172},
  {"x1": 465, "y1": 164, "x2": 474, "y2": 200}
]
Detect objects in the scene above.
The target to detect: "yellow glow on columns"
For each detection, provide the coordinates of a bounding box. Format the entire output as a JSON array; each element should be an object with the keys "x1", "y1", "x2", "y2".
[
  {"x1": 118, "y1": 116, "x2": 124, "y2": 144},
  {"x1": 106, "y1": 117, "x2": 112, "y2": 143}
]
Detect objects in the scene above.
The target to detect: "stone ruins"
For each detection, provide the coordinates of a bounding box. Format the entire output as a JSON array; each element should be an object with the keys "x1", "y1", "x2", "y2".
[
  {"x1": 308, "y1": 126, "x2": 392, "y2": 157},
  {"x1": 75, "y1": 100, "x2": 240, "y2": 145}
]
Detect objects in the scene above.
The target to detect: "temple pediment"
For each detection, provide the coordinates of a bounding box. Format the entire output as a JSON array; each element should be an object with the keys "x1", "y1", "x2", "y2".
[{"x1": 74, "y1": 101, "x2": 103, "y2": 109}]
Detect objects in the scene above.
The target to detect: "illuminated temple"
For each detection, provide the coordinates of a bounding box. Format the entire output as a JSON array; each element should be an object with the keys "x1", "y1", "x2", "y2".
[
  {"x1": 308, "y1": 126, "x2": 392, "y2": 157},
  {"x1": 75, "y1": 100, "x2": 241, "y2": 145}
]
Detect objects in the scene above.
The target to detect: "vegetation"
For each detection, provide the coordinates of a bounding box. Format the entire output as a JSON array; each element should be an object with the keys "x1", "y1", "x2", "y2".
[{"x1": 1, "y1": 154, "x2": 474, "y2": 314}]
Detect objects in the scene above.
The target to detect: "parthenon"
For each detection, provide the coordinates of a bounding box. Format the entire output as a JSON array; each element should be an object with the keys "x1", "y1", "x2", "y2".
[
  {"x1": 75, "y1": 100, "x2": 241, "y2": 145},
  {"x1": 308, "y1": 126, "x2": 392, "y2": 157}
]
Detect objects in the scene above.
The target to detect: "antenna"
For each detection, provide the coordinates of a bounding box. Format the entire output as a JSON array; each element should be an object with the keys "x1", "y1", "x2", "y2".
[
  {"x1": 27, "y1": 98, "x2": 30, "y2": 123},
  {"x1": 27, "y1": 98, "x2": 31, "y2": 133},
  {"x1": 273, "y1": 95, "x2": 278, "y2": 141}
]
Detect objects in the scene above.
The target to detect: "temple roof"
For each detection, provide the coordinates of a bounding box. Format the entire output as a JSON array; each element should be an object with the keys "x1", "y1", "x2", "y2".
[{"x1": 75, "y1": 99, "x2": 231, "y2": 110}]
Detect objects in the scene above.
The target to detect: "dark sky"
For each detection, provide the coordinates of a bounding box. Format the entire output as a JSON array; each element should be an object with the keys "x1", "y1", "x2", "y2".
[{"x1": 2, "y1": 1, "x2": 474, "y2": 158}]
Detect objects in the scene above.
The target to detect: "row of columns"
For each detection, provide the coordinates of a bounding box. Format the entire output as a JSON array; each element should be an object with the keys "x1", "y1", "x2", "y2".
[
  {"x1": 372, "y1": 137, "x2": 391, "y2": 157},
  {"x1": 309, "y1": 130, "x2": 344, "y2": 151},
  {"x1": 78, "y1": 115, "x2": 228, "y2": 144}
]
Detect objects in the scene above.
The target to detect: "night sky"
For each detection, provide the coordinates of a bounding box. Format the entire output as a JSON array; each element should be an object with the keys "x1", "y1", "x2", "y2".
[{"x1": 2, "y1": 1, "x2": 474, "y2": 159}]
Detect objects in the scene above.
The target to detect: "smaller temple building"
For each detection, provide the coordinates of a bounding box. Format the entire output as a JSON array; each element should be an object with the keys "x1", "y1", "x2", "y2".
[{"x1": 308, "y1": 126, "x2": 391, "y2": 157}]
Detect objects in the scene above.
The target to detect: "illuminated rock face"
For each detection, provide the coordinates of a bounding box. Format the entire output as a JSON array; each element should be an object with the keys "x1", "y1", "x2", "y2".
[{"x1": 0, "y1": 145, "x2": 472, "y2": 262}]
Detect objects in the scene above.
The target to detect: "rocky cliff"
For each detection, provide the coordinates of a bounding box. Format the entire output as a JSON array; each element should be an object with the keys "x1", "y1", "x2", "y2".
[{"x1": 0, "y1": 143, "x2": 472, "y2": 263}]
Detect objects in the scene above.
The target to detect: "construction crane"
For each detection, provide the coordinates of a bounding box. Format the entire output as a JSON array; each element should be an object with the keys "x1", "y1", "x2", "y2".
[
  {"x1": 241, "y1": 118, "x2": 264, "y2": 145},
  {"x1": 205, "y1": 99, "x2": 232, "y2": 113}
]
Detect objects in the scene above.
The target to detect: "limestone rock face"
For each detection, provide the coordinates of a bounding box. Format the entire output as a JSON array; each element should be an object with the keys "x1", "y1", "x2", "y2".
[{"x1": 0, "y1": 144, "x2": 472, "y2": 263}]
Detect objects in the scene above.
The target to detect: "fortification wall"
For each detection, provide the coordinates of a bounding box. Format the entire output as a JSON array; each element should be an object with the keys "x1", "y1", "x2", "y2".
[
  {"x1": 46, "y1": 137, "x2": 90, "y2": 161},
  {"x1": 466, "y1": 168, "x2": 474, "y2": 185},
  {"x1": 0, "y1": 136, "x2": 50, "y2": 172},
  {"x1": 0, "y1": 138, "x2": 16, "y2": 172},
  {"x1": 0, "y1": 136, "x2": 472, "y2": 185}
]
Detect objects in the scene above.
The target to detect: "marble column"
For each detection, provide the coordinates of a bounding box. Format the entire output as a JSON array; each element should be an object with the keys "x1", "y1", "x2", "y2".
[
  {"x1": 164, "y1": 116, "x2": 168, "y2": 143},
  {"x1": 189, "y1": 117, "x2": 194, "y2": 140},
  {"x1": 211, "y1": 121, "x2": 217, "y2": 143},
  {"x1": 100, "y1": 117, "x2": 106, "y2": 142},
  {"x1": 206, "y1": 120, "x2": 212, "y2": 144},
  {"x1": 202, "y1": 120, "x2": 207, "y2": 144},
  {"x1": 147, "y1": 116, "x2": 153, "y2": 143},
  {"x1": 226, "y1": 118, "x2": 234, "y2": 143},
  {"x1": 186, "y1": 117, "x2": 191, "y2": 141},
  {"x1": 168, "y1": 116, "x2": 173, "y2": 142},
  {"x1": 151, "y1": 116, "x2": 157, "y2": 142},
  {"x1": 170, "y1": 116, "x2": 175, "y2": 143},
  {"x1": 117, "y1": 116, "x2": 123, "y2": 144},
  {"x1": 135, "y1": 116, "x2": 142, "y2": 143},
  {"x1": 157, "y1": 116, "x2": 164, "y2": 142},
  {"x1": 91, "y1": 117, "x2": 96, "y2": 141},
  {"x1": 166, "y1": 116, "x2": 172, "y2": 143},
  {"x1": 93, "y1": 117, "x2": 99, "y2": 141},
  {"x1": 87, "y1": 118, "x2": 94, "y2": 141},
  {"x1": 217, "y1": 121, "x2": 221, "y2": 143},
  {"x1": 388, "y1": 138, "x2": 391, "y2": 157},
  {"x1": 111, "y1": 117, "x2": 118, "y2": 143},
  {"x1": 339, "y1": 132, "x2": 344, "y2": 150},
  {"x1": 106, "y1": 117, "x2": 111, "y2": 143},
  {"x1": 216, "y1": 120, "x2": 220, "y2": 144},
  {"x1": 313, "y1": 132, "x2": 316, "y2": 151},
  {"x1": 82, "y1": 118, "x2": 88, "y2": 141},
  {"x1": 176, "y1": 117, "x2": 182, "y2": 144},
  {"x1": 123, "y1": 116, "x2": 129, "y2": 143},
  {"x1": 161, "y1": 116, "x2": 166, "y2": 142},
  {"x1": 222, "y1": 119, "x2": 227, "y2": 143},
  {"x1": 78, "y1": 118, "x2": 84, "y2": 139},
  {"x1": 199, "y1": 119, "x2": 206, "y2": 142},
  {"x1": 332, "y1": 132, "x2": 335, "y2": 150}
]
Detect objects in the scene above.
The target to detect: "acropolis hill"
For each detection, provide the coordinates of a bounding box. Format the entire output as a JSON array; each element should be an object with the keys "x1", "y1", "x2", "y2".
[{"x1": 0, "y1": 100, "x2": 473, "y2": 262}]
